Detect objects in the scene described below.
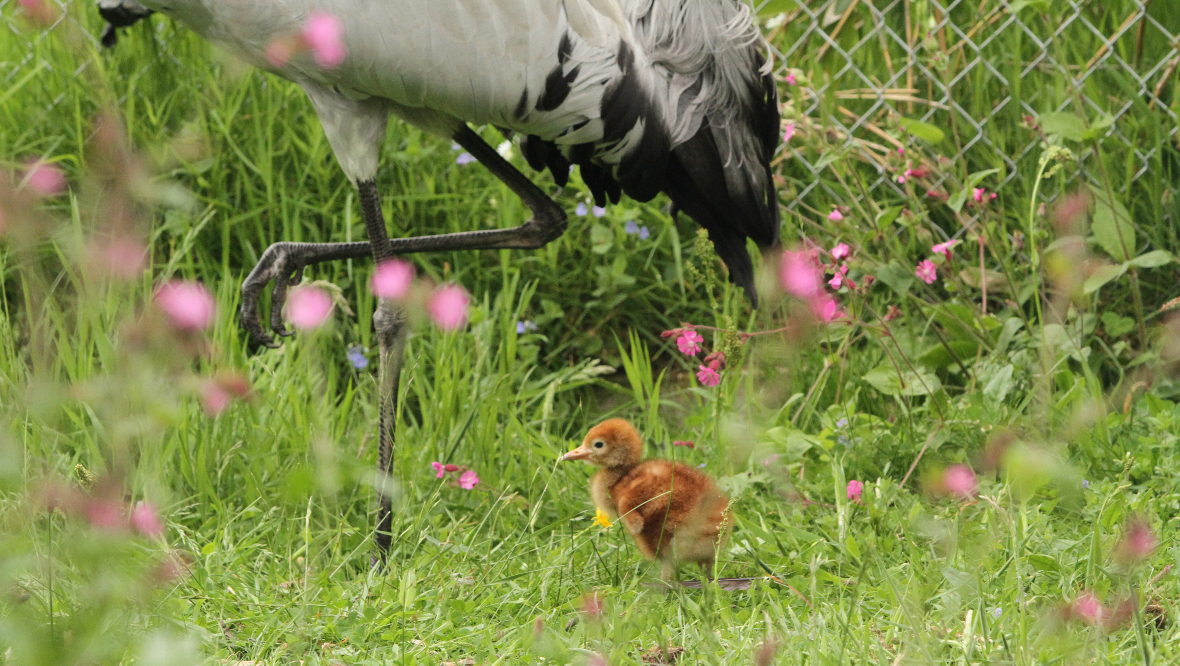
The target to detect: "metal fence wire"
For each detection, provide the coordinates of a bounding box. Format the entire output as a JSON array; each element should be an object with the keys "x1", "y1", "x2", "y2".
[
  {"x1": 2, "y1": 0, "x2": 1178, "y2": 231},
  {"x1": 760, "y1": 0, "x2": 1180, "y2": 232}
]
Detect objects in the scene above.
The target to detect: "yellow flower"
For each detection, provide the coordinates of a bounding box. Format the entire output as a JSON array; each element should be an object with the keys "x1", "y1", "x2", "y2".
[{"x1": 594, "y1": 508, "x2": 613, "y2": 529}]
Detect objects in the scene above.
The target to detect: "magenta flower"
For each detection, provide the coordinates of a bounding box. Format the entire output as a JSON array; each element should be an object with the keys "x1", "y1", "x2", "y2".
[
  {"x1": 25, "y1": 161, "x2": 65, "y2": 196},
  {"x1": 371, "y1": 259, "x2": 414, "y2": 299},
  {"x1": 696, "y1": 360, "x2": 721, "y2": 387},
  {"x1": 972, "y1": 187, "x2": 986, "y2": 203},
  {"x1": 828, "y1": 264, "x2": 849, "y2": 290},
  {"x1": 785, "y1": 72, "x2": 797, "y2": 85},
  {"x1": 287, "y1": 285, "x2": 333, "y2": 329},
  {"x1": 86, "y1": 498, "x2": 124, "y2": 532},
  {"x1": 897, "y1": 175, "x2": 907, "y2": 184},
  {"x1": 431, "y1": 462, "x2": 445, "y2": 478},
  {"x1": 130, "y1": 502, "x2": 164, "y2": 538},
  {"x1": 677, "y1": 330, "x2": 704, "y2": 356},
  {"x1": 897, "y1": 146, "x2": 905, "y2": 156},
  {"x1": 915, "y1": 259, "x2": 937, "y2": 285},
  {"x1": 827, "y1": 209, "x2": 844, "y2": 222},
  {"x1": 445, "y1": 463, "x2": 459, "y2": 472},
  {"x1": 830, "y1": 243, "x2": 850, "y2": 261},
  {"x1": 459, "y1": 470, "x2": 480, "y2": 489},
  {"x1": 1070, "y1": 591, "x2": 1108, "y2": 626},
  {"x1": 783, "y1": 123, "x2": 796, "y2": 143},
  {"x1": 428, "y1": 285, "x2": 470, "y2": 331},
  {"x1": 1115, "y1": 519, "x2": 1157, "y2": 565},
  {"x1": 846, "y1": 480, "x2": 863, "y2": 503},
  {"x1": 155, "y1": 281, "x2": 216, "y2": 331},
  {"x1": 302, "y1": 12, "x2": 347, "y2": 68},
  {"x1": 93, "y1": 237, "x2": 148, "y2": 280},
  {"x1": 931, "y1": 239, "x2": 959, "y2": 261},
  {"x1": 672, "y1": 440, "x2": 695, "y2": 448},
  {"x1": 942, "y1": 464, "x2": 977, "y2": 498},
  {"x1": 200, "y1": 380, "x2": 233, "y2": 416},
  {"x1": 810, "y1": 295, "x2": 845, "y2": 322},
  {"x1": 779, "y1": 250, "x2": 821, "y2": 299}
]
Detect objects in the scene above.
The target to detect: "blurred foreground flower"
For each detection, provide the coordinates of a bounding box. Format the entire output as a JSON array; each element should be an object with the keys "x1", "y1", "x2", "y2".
[
  {"x1": 672, "y1": 440, "x2": 694, "y2": 448},
  {"x1": 594, "y1": 508, "x2": 613, "y2": 528},
  {"x1": 827, "y1": 209, "x2": 844, "y2": 222},
  {"x1": 1115, "y1": 518, "x2": 1157, "y2": 566},
  {"x1": 370, "y1": 259, "x2": 413, "y2": 299},
  {"x1": 287, "y1": 285, "x2": 333, "y2": 329},
  {"x1": 302, "y1": 12, "x2": 346, "y2": 67},
  {"x1": 931, "y1": 239, "x2": 959, "y2": 261},
  {"x1": 780, "y1": 250, "x2": 821, "y2": 299},
  {"x1": 130, "y1": 502, "x2": 164, "y2": 538},
  {"x1": 429, "y1": 285, "x2": 470, "y2": 330},
  {"x1": 200, "y1": 373, "x2": 251, "y2": 415},
  {"x1": 941, "y1": 464, "x2": 977, "y2": 499},
  {"x1": 24, "y1": 161, "x2": 65, "y2": 196},
  {"x1": 155, "y1": 281, "x2": 215, "y2": 331}
]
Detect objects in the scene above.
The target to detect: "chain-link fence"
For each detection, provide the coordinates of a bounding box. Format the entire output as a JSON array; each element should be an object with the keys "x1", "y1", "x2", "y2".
[{"x1": 761, "y1": 0, "x2": 1179, "y2": 235}]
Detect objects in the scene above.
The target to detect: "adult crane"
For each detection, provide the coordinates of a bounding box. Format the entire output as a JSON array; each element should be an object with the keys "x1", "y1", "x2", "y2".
[{"x1": 97, "y1": 0, "x2": 781, "y2": 563}]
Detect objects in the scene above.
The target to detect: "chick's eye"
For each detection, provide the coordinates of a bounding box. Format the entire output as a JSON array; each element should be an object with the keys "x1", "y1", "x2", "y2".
[{"x1": 593, "y1": 440, "x2": 605, "y2": 449}]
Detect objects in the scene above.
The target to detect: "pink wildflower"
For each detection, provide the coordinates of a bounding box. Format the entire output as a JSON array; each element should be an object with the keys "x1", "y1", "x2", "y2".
[
  {"x1": 810, "y1": 295, "x2": 844, "y2": 322},
  {"x1": 827, "y1": 209, "x2": 844, "y2": 222},
  {"x1": 286, "y1": 285, "x2": 333, "y2": 329},
  {"x1": 459, "y1": 470, "x2": 480, "y2": 489},
  {"x1": 130, "y1": 502, "x2": 164, "y2": 538},
  {"x1": 931, "y1": 239, "x2": 959, "y2": 261},
  {"x1": 370, "y1": 259, "x2": 414, "y2": 299},
  {"x1": 697, "y1": 360, "x2": 721, "y2": 387},
  {"x1": 200, "y1": 380, "x2": 233, "y2": 415},
  {"x1": 897, "y1": 146, "x2": 905, "y2": 156},
  {"x1": 830, "y1": 243, "x2": 850, "y2": 261},
  {"x1": 302, "y1": 12, "x2": 347, "y2": 68},
  {"x1": 677, "y1": 330, "x2": 704, "y2": 356},
  {"x1": 779, "y1": 250, "x2": 821, "y2": 299},
  {"x1": 846, "y1": 480, "x2": 863, "y2": 503},
  {"x1": 428, "y1": 285, "x2": 470, "y2": 331},
  {"x1": 1070, "y1": 591, "x2": 1108, "y2": 626},
  {"x1": 783, "y1": 123, "x2": 796, "y2": 143},
  {"x1": 265, "y1": 39, "x2": 293, "y2": 67},
  {"x1": 86, "y1": 497, "x2": 124, "y2": 532},
  {"x1": 785, "y1": 72, "x2": 796, "y2": 85},
  {"x1": 1115, "y1": 518, "x2": 1157, "y2": 565},
  {"x1": 25, "y1": 161, "x2": 65, "y2": 196},
  {"x1": 673, "y1": 440, "x2": 695, "y2": 448},
  {"x1": 828, "y1": 264, "x2": 849, "y2": 290},
  {"x1": 92, "y1": 237, "x2": 148, "y2": 280},
  {"x1": 942, "y1": 464, "x2": 977, "y2": 498},
  {"x1": 444, "y1": 464, "x2": 459, "y2": 472},
  {"x1": 897, "y1": 175, "x2": 907, "y2": 184},
  {"x1": 915, "y1": 259, "x2": 937, "y2": 284},
  {"x1": 972, "y1": 187, "x2": 986, "y2": 203},
  {"x1": 155, "y1": 280, "x2": 216, "y2": 331},
  {"x1": 431, "y1": 462, "x2": 445, "y2": 478}
]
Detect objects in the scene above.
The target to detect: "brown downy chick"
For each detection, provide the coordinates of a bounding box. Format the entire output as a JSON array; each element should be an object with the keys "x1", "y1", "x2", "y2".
[{"x1": 562, "y1": 418, "x2": 729, "y2": 581}]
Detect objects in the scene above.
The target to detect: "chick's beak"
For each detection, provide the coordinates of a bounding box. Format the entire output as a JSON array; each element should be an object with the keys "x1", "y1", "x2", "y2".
[{"x1": 561, "y1": 444, "x2": 592, "y2": 461}]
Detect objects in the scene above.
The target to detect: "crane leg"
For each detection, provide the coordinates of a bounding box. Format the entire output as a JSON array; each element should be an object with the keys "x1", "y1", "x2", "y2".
[{"x1": 236, "y1": 126, "x2": 569, "y2": 565}]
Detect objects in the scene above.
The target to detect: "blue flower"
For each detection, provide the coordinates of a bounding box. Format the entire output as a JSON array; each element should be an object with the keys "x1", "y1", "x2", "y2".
[
  {"x1": 836, "y1": 418, "x2": 849, "y2": 429},
  {"x1": 638, "y1": 225, "x2": 650, "y2": 240},
  {"x1": 347, "y1": 345, "x2": 369, "y2": 369},
  {"x1": 456, "y1": 152, "x2": 476, "y2": 165},
  {"x1": 1081, "y1": 479, "x2": 1089, "y2": 489},
  {"x1": 592, "y1": 205, "x2": 606, "y2": 218},
  {"x1": 625, "y1": 220, "x2": 639, "y2": 235},
  {"x1": 450, "y1": 142, "x2": 462, "y2": 151},
  {"x1": 575, "y1": 202, "x2": 588, "y2": 216},
  {"x1": 516, "y1": 320, "x2": 537, "y2": 335}
]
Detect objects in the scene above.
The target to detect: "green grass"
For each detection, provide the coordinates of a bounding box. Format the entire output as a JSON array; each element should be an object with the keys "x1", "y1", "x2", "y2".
[{"x1": 2, "y1": 1, "x2": 1180, "y2": 664}]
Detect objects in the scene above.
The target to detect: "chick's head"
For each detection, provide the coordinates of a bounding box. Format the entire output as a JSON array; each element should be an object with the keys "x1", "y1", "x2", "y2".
[{"x1": 562, "y1": 418, "x2": 642, "y2": 468}]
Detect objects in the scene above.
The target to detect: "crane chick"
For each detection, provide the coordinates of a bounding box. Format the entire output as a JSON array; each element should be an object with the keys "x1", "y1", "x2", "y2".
[{"x1": 562, "y1": 419, "x2": 729, "y2": 581}]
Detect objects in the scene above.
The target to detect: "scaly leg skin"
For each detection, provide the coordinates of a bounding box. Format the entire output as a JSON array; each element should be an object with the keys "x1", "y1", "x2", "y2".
[{"x1": 239, "y1": 125, "x2": 567, "y2": 350}]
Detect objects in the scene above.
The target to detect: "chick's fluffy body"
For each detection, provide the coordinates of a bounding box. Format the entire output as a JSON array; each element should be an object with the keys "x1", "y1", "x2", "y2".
[{"x1": 574, "y1": 419, "x2": 728, "y2": 579}]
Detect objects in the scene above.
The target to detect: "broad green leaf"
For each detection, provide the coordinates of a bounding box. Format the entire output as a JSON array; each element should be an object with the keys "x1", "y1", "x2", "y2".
[
  {"x1": 863, "y1": 364, "x2": 942, "y2": 397},
  {"x1": 1008, "y1": 0, "x2": 1049, "y2": 12},
  {"x1": 1039, "y1": 112, "x2": 1087, "y2": 142},
  {"x1": 919, "y1": 340, "x2": 981, "y2": 370},
  {"x1": 898, "y1": 118, "x2": 946, "y2": 144},
  {"x1": 756, "y1": 0, "x2": 798, "y2": 16},
  {"x1": 876, "y1": 205, "x2": 904, "y2": 227},
  {"x1": 948, "y1": 168, "x2": 1002, "y2": 213},
  {"x1": 1090, "y1": 191, "x2": 1135, "y2": 261},
  {"x1": 1082, "y1": 263, "x2": 1127, "y2": 294},
  {"x1": 589, "y1": 223, "x2": 613, "y2": 255},
  {"x1": 958, "y1": 267, "x2": 1012, "y2": 293},
  {"x1": 875, "y1": 261, "x2": 915, "y2": 297},
  {"x1": 1081, "y1": 113, "x2": 1116, "y2": 141},
  {"x1": 1128, "y1": 249, "x2": 1174, "y2": 268},
  {"x1": 983, "y1": 364, "x2": 1016, "y2": 403},
  {"x1": 1101, "y1": 312, "x2": 1136, "y2": 338}
]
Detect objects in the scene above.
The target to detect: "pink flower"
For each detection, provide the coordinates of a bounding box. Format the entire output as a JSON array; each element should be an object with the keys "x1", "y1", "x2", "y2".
[
  {"x1": 783, "y1": 123, "x2": 796, "y2": 143},
  {"x1": 673, "y1": 440, "x2": 695, "y2": 448},
  {"x1": 915, "y1": 259, "x2": 937, "y2": 285},
  {"x1": 25, "y1": 161, "x2": 65, "y2": 196},
  {"x1": 830, "y1": 243, "x2": 850, "y2": 261},
  {"x1": 93, "y1": 237, "x2": 148, "y2": 280},
  {"x1": 200, "y1": 380, "x2": 233, "y2": 415},
  {"x1": 130, "y1": 502, "x2": 163, "y2": 538},
  {"x1": 428, "y1": 285, "x2": 470, "y2": 331},
  {"x1": 370, "y1": 259, "x2": 414, "y2": 299},
  {"x1": 677, "y1": 330, "x2": 704, "y2": 356},
  {"x1": 287, "y1": 285, "x2": 333, "y2": 329},
  {"x1": 972, "y1": 187, "x2": 986, "y2": 203},
  {"x1": 828, "y1": 264, "x2": 849, "y2": 290},
  {"x1": 846, "y1": 480, "x2": 863, "y2": 502},
  {"x1": 444, "y1": 464, "x2": 459, "y2": 472},
  {"x1": 265, "y1": 39, "x2": 293, "y2": 67},
  {"x1": 459, "y1": 470, "x2": 480, "y2": 489},
  {"x1": 897, "y1": 175, "x2": 907, "y2": 184},
  {"x1": 810, "y1": 295, "x2": 845, "y2": 322},
  {"x1": 827, "y1": 209, "x2": 844, "y2": 222},
  {"x1": 155, "y1": 280, "x2": 216, "y2": 331},
  {"x1": 431, "y1": 462, "x2": 445, "y2": 478},
  {"x1": 931, "y1": 239, "x2": 959, "y2": 261},
  {"x1": 86, "y1": 497, "x2": 123, "y2": 532},
  {"x1": 1070, "y1": 591, "x2": 1108, "y2": 626},
  {"x1": 897, "y1": 146, "x2": 905, "y2": 156},
  {"x1": 785, "y1": 72, "x2": 797, "y2": 85},
  {"x1": 301, "y1": 12, "x2": 347, "y2": 68},
  {"x1": 779, "y1": 250, "x2": 821, "y2": 299},
  {"x1": 942, "y1": 464, "x2": 977, "y2": 498},
  {"x1": 1115, "y1": 519, "x2": 1157, "y2": 565},
  {"x1": 697, "y1": 360, "x2": 721, "y2": 387}
]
